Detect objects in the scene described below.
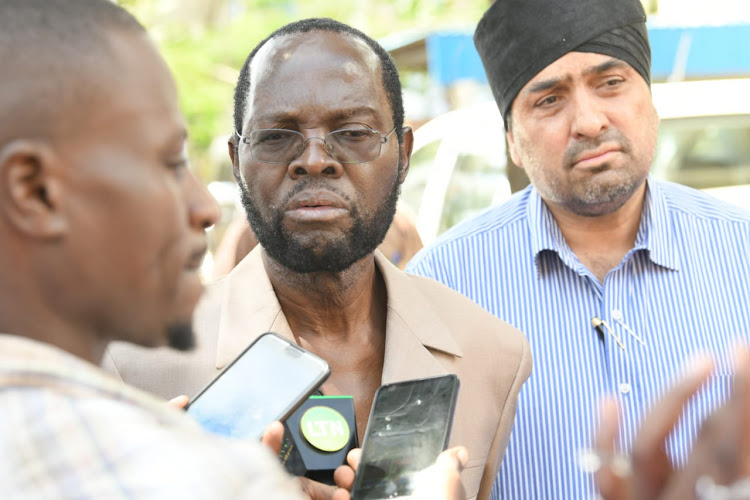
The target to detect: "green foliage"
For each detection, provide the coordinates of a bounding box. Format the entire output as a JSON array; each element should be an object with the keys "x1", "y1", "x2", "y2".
[{"x1": 118, "y1": 0, "x2": 490, "y2": 181}]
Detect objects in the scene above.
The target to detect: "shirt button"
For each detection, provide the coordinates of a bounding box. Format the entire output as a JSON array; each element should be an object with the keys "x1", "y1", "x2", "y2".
[
  {"x1": 619, "y1": 382, "x2": 631, "y2": 394},
  {"x1": 612, "y1": 309, "x2": 623, "y2": 321}
]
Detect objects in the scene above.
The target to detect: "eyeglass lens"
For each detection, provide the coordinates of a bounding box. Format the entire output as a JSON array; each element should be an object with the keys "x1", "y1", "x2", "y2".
[{"x1": 248, "y1": 129, "x2": 384, "y2": 164}]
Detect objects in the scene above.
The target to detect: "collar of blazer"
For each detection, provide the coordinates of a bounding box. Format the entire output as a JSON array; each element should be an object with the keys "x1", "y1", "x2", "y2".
[{"x1": 212, "y1": 247, "x2": 463, "y2": 383}]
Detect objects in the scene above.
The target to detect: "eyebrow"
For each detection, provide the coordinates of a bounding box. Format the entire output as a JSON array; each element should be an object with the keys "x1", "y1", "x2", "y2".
[
  {"x1": 252, "y1": 106, "x2": 380, "y2": 125},
  {"x1": 523, "y1": 58, "x2": 628, "y2": 95},
  {"x1": 583, "y1": 58, "x2": 629, "y2": 76}
]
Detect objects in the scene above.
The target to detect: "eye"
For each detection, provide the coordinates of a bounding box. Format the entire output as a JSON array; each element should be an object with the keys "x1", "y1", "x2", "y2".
[
  {"x1": 535, "y1": 95, "x2": 559, "y2": 108},
  {"x1": 335, "y1": 128, "x2": 375, "y2": 141},
  {"x1": 255, "y1": 130, "x2": 296, "y2": 145},
  {"x1": 599, "y1": 78, "x2": 624, "y2": 91},
  {"x1": 165, "y1": 158, "x2": 188, "y2": 178}
]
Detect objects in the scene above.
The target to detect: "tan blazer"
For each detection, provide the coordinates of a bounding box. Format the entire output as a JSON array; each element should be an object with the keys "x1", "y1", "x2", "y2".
[{"x1": 105, "y1": 248, "x2": 531, "y2": 500}]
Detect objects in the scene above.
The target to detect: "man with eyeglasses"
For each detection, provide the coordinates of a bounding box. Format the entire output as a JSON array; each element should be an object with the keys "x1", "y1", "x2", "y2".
[{"x1": 106, "y1": 17, "x2": 530, "y2": 500}]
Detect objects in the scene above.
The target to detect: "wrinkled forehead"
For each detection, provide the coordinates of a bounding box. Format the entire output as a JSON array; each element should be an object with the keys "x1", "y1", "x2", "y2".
[{"x1": 245, "y1": 31, "x2": 383, "y2": 120}]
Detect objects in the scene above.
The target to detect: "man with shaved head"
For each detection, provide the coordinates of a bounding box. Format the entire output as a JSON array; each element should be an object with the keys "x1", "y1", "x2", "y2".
[
  {"x1": 107, "y1": 18, "x2": 531, "y2": 500},
  {"x1": 0, "y1": 1, "x2": 331, "y2": 497}
]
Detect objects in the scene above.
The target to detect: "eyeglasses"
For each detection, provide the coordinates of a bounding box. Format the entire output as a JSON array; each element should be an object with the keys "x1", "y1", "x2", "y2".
[{"x1": 236, "y1": 127, "x2": 397, "y2": 164}]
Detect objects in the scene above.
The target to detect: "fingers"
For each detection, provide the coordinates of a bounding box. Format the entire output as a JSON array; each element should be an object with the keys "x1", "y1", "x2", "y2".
[
  {"x1": 732, "y1": 345, "x2": 750, "y2": 475},
  {"x1": 345, "y1": 448, "x2": 362, "y2": 471},
  {"x1": 330, "y1": 488, "x2": 351, "y2": 500},
  {"x1": 411, "y1": 448, "x2": 468, "y2": 500},
  {"x1": 435, "y1": 446, "x2": 469, "y2": 472},
  {"x1": 630, "y1": 355, "x2": 714, "y2": 499},
  {"x1": 332, "y1": 449, "x2": 360, "y2": 495},
  {"x1": 634, "y1": 356, "x2": 713, "y2": 456},
  {"x1": 298, "y1": 477, "x2": 338, "y2": 500},
  {"x1": 333, "y1": 463, "x2": 355, "y2": 492},
  {"x1": 260, "y1": 421, "x2": 285, "y2": 456},
  {"x1": 167, "y1": 394, "x2": 189, "y2": 409},
  {"x1": 594, "y1": 397, "x2": 629, "y2": 500},
  {"x1": 659, "y1": 347, "x2": 750, "y2": 499}
]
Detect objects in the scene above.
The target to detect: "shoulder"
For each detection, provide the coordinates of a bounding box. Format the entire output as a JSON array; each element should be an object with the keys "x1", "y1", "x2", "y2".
[
  {"x1": 403, "y1": 271, "x2": 530, "y2": 364},
  {"x1": 1, "y1": 384, "x2": 303, "y2": 498},
  {"x1": 408, "y1": 187, "x2": 532, "y2": 272},
  {"x1": 654, "y1": 179, "x2": 750, "y2": 225}
]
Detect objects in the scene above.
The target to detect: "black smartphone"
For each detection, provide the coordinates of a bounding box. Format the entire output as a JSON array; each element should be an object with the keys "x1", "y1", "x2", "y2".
[
  {"x1": 351, "y1": 374, "x2": 460, "y2": 500},
  {"x1": 185, "y1": 332, "x2": 330, "y2": 440}
]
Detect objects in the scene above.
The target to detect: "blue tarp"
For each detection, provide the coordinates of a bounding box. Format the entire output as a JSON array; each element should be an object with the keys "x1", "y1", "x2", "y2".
[{"x1": 423, "y1": 24, "x2": 750, "y2": 85}]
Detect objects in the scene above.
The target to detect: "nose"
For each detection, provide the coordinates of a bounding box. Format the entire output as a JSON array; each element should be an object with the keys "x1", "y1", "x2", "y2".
[
  {"x1": 570, "y1": 90, "x2": 609, "y2": 139},
  {"x1": 287, "y1": 135, "x2": 343, "y2": 180},
  {"x1": 185, "y1": 170, "x2": 220, "y2": 230}
]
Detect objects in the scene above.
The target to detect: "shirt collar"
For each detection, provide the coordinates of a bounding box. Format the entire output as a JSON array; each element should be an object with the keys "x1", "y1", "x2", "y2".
[
  {"x1": 527, "y1": 178, "x2": 680, "y2": 273},
  {"x1": 636, "y1": 178, "x2": 680, "y2": 271},
  {"x1": 0, "y1": 334, "x2": 187, "y2": 422}
]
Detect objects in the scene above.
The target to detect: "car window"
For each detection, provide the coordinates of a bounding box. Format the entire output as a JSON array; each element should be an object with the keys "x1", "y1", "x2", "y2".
[{"x1": 653, "y1": 115, "x2": 750, "y2": 189}]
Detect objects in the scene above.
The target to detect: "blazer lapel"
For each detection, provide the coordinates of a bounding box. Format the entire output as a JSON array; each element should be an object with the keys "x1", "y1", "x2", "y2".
[
  {"x1": 214, "y1": 249, "x2": 464, "y2": 383},
  {"x1": 214, "y1": 247, "x2": 294, "y2": 369},
  {"x1": 376, "y1": 251, "x2": 463, "y2": 384}
]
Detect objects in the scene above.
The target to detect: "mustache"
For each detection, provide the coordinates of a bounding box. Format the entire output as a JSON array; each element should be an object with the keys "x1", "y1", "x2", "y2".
[
  {"x1": 562, "y1": 129, "x2": 631, "y2": 167},
  {"x1": 278, "y1": 178, "x2": 353, "y2": 207}
]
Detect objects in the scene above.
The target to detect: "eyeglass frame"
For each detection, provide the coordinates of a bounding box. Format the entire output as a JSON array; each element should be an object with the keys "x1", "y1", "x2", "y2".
[{"x1": 234, "y1": 126, "x2": 398, "y2": 165}]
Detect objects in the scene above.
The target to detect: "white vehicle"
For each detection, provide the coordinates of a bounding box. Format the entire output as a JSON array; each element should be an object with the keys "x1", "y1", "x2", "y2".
[{"x1": 402, "y1": 78, "x2": 750, "y2": 245}]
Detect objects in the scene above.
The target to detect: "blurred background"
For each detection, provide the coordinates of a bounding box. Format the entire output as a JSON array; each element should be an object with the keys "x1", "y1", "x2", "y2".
[{"x1": 116, "y1": 0, "x2": 750, "y2": 275}]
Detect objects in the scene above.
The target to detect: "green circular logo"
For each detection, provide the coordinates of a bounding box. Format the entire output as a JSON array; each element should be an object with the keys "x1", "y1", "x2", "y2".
[{"x1": 299, "y1": 406, "x2": 350, "y2": 452}]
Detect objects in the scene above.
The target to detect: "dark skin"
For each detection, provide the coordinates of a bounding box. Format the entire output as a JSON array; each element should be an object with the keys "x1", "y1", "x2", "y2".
[
  {"x1": 265, "y1": 253, "x2": 387, "y2": 441},
  {"x1": 228, "y1": 31, "x2": 412, "y2": 444},
  {"x1": 0, "y1": 30, "x2": 218, "y2": 366}
]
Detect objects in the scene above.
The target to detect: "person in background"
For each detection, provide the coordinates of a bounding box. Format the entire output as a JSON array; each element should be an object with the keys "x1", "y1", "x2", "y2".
[
  {"x1": 407, "y1": 0, "x2": 750, "y2": 497},
  {"x1": 106, "y1": 17, "x2": 531, "y2": 500}
]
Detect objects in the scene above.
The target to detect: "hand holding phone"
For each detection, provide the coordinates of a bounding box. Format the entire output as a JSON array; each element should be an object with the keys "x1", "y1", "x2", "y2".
[
  {"x1": 185, "y1": 332, "x2": 330, "y2": 440},
  {"x1": 351, "y1": 374, "x2": 460, "y2": 500}
]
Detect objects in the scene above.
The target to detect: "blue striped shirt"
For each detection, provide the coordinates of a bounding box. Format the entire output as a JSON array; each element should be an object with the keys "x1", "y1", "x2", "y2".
[{"x1": 407, "y1": 179, "x2": 750, "y2": 499}]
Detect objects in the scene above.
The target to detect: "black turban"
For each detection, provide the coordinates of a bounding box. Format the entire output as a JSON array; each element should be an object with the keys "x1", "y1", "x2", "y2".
[{"x1": 474, "y1": 0, "x2": 651, "y2": 124}]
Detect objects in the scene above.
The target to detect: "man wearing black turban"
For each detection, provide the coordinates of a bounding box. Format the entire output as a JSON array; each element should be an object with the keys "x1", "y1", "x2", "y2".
[{"x1": 407, "y1": 0, "x2": 750, "y2": 498}]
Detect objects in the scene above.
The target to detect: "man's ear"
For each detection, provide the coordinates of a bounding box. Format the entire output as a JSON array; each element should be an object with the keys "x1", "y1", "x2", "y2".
[
  {"x1": 397, "y1": 126, "x2": 414, "y2": 185},
  {"x1": 506, "y1": 128, "x2": 524, "y2": 169},
  {"x1": 0, "y1": 140, "x2": 67, "y2": 238},
  {"x1": 228, "y1": 134, "x2": 241, "y2": 182}
]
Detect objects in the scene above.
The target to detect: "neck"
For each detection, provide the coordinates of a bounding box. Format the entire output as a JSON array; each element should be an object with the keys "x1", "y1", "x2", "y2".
[
  {"x1": 0, "y1": 303, "x2": 107, "y2": 365},
  {"x1": 545, "y1": 182, "x2": 647, "y2": 283},
  {"x1": 0, "y1": 247, "x2": 108, "y2": 366},
  {"x1": 262, "y1": 251, "x2": 387, "y2": 343}
]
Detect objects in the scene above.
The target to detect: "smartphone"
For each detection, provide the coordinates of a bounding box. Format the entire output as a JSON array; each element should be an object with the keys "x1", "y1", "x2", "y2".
[
  {"x1": 351, "y1": 374, "x2": 460, "y2": 500},
  {"x1": 185, "y1": 332, "x2": 330, "y2": 440}
]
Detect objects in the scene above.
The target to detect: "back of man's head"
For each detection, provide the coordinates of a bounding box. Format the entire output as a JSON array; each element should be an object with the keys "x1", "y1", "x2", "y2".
[
  {"x1": 0, "y1": 0, "x2": 145, "y2": 146},
  {"x1": 0, "y1": 0, "x2": 215, "y2": 360}
]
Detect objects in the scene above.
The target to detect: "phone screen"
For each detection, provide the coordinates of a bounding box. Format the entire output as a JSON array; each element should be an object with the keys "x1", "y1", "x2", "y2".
[
  {"x1": 352, "y1": 374, "x2": 460, "y2": 500},
  {"x1": 186, "y1": 332, "x2": 330, "y2": 440}
]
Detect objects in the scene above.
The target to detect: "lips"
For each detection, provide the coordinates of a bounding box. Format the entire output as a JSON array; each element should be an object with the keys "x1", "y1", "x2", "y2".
[
  {"x1": 185, "y1": 245, "x2": 208, "y2": 271},
  {"x1": 286, "y1": 190, "x2": 348, "y2": 211},
  {"x1": 284, "y1": 190, "x2": 350, "y2": 222},
  {"x1": 572, "y1": 145, "x2": 621, "y2": 168}
]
